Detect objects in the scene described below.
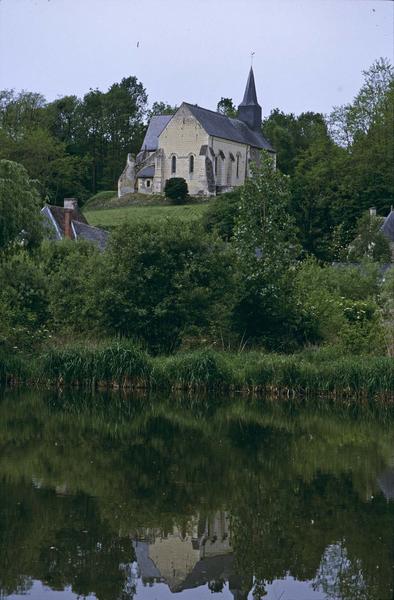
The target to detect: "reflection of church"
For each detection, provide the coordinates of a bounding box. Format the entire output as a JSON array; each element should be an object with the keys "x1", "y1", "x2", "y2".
[{"x1": 133, "y1": 511, "x2": 251, "y2": 598}]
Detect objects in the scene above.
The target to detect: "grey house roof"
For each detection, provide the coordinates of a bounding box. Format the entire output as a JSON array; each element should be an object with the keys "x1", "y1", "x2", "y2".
[
  {"x1": 183, "y1": 102, "x2": 274, "y2": 151},
  {"x1": 72, "y1": 221, "x2": 109, "y2": 251},
  {"x1": 41, "y1": 204, "x2": 88, "y2": 240},
  {"x1": 140, "y1": 115, "x2": 173, "y2": 151},
  {"x1": 137, "y1": 164, "x2": 155, "y2": 178},
  {"x1": 41, "y1": 204, "x2": 109, "y2": 251},
  {"x1": 380, "y1": 209, "x2": 394, "y2": 242}
]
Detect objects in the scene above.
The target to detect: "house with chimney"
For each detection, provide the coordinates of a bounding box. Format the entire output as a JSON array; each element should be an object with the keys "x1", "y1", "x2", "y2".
[
  {"x1": 41, "y1": 199, "x2": 109, "y2": 251},
  {"x1": 118, "y1": 67, "x2": 275, "y2": 197}
]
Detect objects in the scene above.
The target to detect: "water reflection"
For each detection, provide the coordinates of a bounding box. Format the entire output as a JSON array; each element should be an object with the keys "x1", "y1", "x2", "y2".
[{"x1": 0, "y1": 389, "x2": 393, "y2": 599}]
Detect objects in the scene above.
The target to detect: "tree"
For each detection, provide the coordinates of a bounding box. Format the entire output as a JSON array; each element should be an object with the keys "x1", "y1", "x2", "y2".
[
  {"x1": 202, "y1": 188, "x2": 242, "y2": 241},
  {"x1": 233, "y1": 152, "x2": 301, "y2": 348},
  {"x1": 329, "y1": 58, "x2": 394, "y2": 148},
  {"x1": 0, "y1": 252, "x2": 48, "y2": 349},
  {"x1": 347, "y1": 211, "x2": 391, "y2": 263},
  {"x1": 290, "y1": 134, "x2": 349, "y2": 260},
  {"x1": 147, "y1": 101, "x2": 178, "y2": 118},
  {"x1": 0, "y1": 160, "x2": 43, "y2": 252},
  {"x1": 96, "y1": 222, "x2": 236, "y2": 352},
  {"x1": 217, "y1": 97, "x2": 237, "y2": 118},
  {"x1": 262, "y1": 109, "x2": 328, "y2": 175}
]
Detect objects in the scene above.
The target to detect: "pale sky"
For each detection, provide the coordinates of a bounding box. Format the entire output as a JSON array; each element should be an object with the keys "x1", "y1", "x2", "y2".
[{"x1": 0, "y1": 0, "x2": 393, "y2": 118}]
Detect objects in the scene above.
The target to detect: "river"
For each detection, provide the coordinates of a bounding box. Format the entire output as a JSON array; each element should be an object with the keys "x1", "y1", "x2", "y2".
[{"x1": 0, "y1": 389, "x2": 393, "y2": 600}]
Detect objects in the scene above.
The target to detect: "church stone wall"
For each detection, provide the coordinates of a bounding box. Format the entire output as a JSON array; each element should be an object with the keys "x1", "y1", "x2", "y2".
[
  {"x1": 211, "y1": 137, "x2": 248, "y2": 190},
  {"x1": 157, "y1": 105, "x2": 210, "y2": 195}
]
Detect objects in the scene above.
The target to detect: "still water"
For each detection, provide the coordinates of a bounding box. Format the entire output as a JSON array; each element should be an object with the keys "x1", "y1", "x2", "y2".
[{"x1": 0, "y1": 389, "x2": 393, "y2": 600}]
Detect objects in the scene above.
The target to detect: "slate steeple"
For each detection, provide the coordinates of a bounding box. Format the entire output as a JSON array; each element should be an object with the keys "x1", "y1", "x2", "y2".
[{"x1": 237, "y1": 67, "x2": 262, "y2": 132}]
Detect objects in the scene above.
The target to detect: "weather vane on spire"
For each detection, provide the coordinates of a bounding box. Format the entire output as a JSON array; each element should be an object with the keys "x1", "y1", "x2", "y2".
[{"x1": 251, "y1": 51, "x2": 255, "y2": 67}]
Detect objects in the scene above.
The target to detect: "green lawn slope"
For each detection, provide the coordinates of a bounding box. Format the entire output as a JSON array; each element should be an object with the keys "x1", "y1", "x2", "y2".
[{"x1": 84, "y1": 197, "x2": 209, "y2": 228}]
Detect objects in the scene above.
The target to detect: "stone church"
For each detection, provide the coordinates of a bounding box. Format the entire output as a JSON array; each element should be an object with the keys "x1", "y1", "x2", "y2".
[{"x1": 118, "y1": 67, "x2": 274, "y2": 197}]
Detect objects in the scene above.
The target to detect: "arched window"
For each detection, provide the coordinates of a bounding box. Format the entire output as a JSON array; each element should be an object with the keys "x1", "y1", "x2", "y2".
[
  {"x1": 236, "y1": 154, "x2": 240, "y2": 178},
  {"x1": 146, "y1": 179, "x2": 151, "y2": 188},
  {"x1": 189, "y1": 155, "x2": 194, "y2": 174},
  {"x1": 171, "y1": 155, "x2": 176, "y2": 175},
  {"x1": 214, "y1": 156, "x2": 218, "y2": 176}
]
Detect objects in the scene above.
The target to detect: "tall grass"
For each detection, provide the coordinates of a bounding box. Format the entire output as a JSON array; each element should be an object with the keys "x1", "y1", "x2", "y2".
[
  {"x1": 1, "y1": 342, "x2": 393, "y2": 401},
  {"x1": 0, "y1": 348, "x2": 32, "y2": 384},
  {"x1": 40, "y1": 341, "x2": 152, "y2": 387}
]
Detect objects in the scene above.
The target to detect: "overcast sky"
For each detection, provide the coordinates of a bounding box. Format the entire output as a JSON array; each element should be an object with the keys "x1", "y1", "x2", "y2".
[{"x1": 0, "y1": 0, "x2": 393, "y2": 118}]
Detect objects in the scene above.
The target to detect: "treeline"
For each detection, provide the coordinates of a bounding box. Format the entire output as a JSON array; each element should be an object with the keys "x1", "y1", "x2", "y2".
[
  {"x1": 261, "y1": 58, "x2": 394, "y2": 260},
  {"x1": 0, "y1": 77, "x2": 149, "y2": 204}
]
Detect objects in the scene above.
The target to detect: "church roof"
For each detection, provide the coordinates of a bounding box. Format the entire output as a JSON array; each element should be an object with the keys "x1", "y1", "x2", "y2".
[
  {"x1": 380, "y1": 209, "x2": 394, "y2": 242},
  {"x1": 183, "y1": 102, "x2": 273, "y2": 151},
  {"x1": 137, "y1": 164, "x2": 155, "y2": 178},
  {"x1": 141, "y1": 115, "x2": 173, "y2": 151},
  {"x1": 239, "y1": 67, "x2": 259, "y2": 106}
]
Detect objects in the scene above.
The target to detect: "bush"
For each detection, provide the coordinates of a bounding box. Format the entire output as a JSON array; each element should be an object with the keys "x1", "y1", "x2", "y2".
[
  {"x1": 40, "y1": 239, "x2": 103, "y2": 335},
  {"x1": 97, "y1": 222, "x2": 237, "y2": 353},
  {"x1": 202, "y1": 188, "x2": 241, "y2": 240},
  {"x1": 0, "y1": 252, "x2": 48, "y2": 350},
  {"x1": 153, "y1": 349, "x2": 234, "y2": 389},
  {"x1": 164, "y1": 177, "x2": 188, "y2": 204}
]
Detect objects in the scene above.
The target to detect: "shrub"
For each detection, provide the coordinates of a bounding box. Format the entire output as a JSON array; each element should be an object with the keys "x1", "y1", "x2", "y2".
[
  {"x1": 0, "y1": 252, "x2": 48, "y2": 350},
  {"x1": 164, "y1": 178, "x2": 188, "y2": 204},
  {"x1": 97, "y1": 222, "x2": 237, "y2": 353},
  {"x1": 155, "y1": 349, "x2": 233, "y2": 389},
  {"x1": 40, "y1": 239, "x2": 103, "y2": 335},
  {"x1": 202, "y1": 188, "x2": 241, "y2": 240}
]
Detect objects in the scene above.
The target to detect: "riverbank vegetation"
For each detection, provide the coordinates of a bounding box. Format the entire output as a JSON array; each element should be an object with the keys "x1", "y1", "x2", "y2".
[
  {"x1": 0, "y1": 59, "x2": 393, "y2": 399},
  {"x1": 1, "y1": 342, "x2": 393, "y2": 399}
]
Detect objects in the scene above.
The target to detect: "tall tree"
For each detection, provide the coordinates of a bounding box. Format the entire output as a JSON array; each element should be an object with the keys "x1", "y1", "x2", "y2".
[
  {"x1": 147, "y1": 101, "x2": 178, "y2": 118},
  {"x1": 0, "y1": 160, "x2": 43, "y2": 252},
  {"x1": 233, "y1": 152, "x2": 301, "y2": 348},
  {"x1": 262, "y1": 109, "x2": 328, "y2": 175},
  {"x1": 217, "y1": 97, "x2": 237, "y2": 118}
]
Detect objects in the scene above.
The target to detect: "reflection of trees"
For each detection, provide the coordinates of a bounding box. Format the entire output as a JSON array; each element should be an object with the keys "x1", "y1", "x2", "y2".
[
  {"x1": 314, "y1": 543, "x2": 368, "y2": 600},
  {"x1": 0, "y1": 481, "x2": 136, "y2": 599},
  {"x1": 0, "y1": 390, "x2": 393, "y2": 599}
]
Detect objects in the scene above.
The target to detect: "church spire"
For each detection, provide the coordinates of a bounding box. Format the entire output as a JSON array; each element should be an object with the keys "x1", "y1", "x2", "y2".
[
  {"x1": 237, "y1": 67, "x2": 262, "y2": 131},
  {"x1": 239, "y1": 67, "x2": 259, "y2": 106}
]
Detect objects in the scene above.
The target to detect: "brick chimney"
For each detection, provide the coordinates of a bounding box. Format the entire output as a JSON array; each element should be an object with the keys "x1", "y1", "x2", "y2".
[
  {"x1": 63, "y1": 198, "x2": 77, "y2": 240},
  {"x1": 64, "y1": 198, "x2": 78, "y2": 210}
]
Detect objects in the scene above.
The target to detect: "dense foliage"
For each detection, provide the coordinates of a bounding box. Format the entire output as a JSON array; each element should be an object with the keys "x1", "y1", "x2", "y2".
[
  {"x1": 0, "y1": 159, "x2": 43, "y2": 251},
  {"x1": 0, "y1": 77, "x2": 148, "y2": 204}
]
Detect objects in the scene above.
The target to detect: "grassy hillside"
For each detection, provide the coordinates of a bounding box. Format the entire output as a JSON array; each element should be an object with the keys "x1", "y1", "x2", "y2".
[{"x1": 85, "y1": 202, "x2": 209, "y2": 228}]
